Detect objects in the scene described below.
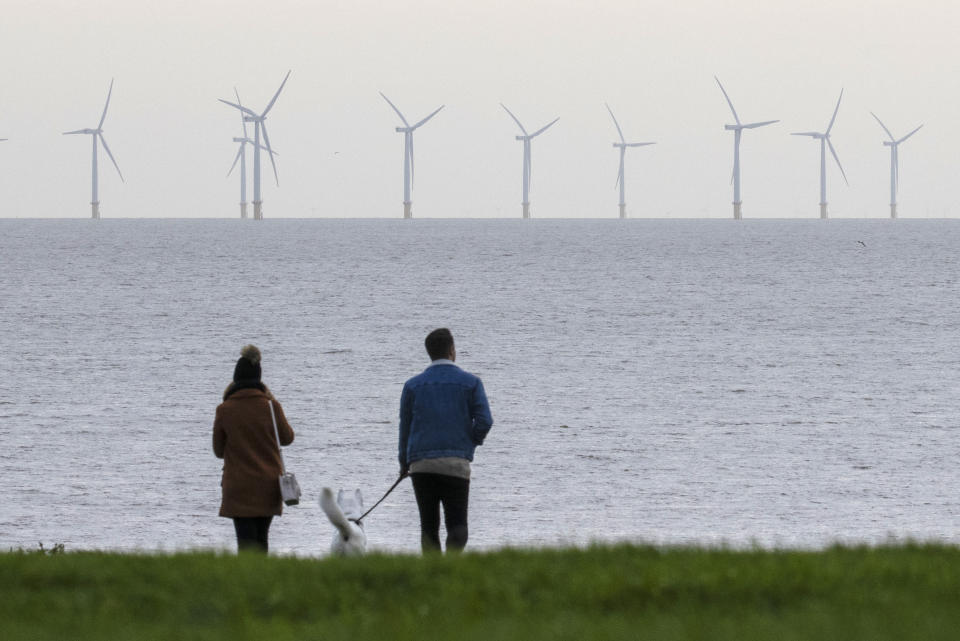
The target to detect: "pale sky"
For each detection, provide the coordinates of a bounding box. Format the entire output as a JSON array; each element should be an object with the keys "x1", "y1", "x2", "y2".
[{"x1": 1, "y1": 0, "x2": 957, "y2": 218}]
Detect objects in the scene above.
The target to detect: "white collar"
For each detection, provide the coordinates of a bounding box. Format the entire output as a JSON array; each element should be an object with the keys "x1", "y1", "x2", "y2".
[{"x1": 428, "y1": 359, "x2": 457, "y2": 368}]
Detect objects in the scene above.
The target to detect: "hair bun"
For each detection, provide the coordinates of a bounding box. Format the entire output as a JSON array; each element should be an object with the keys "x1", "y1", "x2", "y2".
[{"x1": 240, "y1": 344, "x2": 261, "y2": 364}]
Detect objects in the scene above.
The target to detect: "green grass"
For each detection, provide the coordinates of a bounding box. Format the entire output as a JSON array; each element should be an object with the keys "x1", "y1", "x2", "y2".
[{"x1": 3, "y1": 543, "x2": 959, "y2": 640}]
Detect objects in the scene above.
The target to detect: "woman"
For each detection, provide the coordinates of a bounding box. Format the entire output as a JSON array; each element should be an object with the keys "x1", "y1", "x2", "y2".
[{"x1": 213, "y1": 344, "x2": 294, "y2": 553}]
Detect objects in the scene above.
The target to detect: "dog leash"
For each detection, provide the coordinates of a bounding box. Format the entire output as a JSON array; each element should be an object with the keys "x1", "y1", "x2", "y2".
[{"x1": 356, "y1": 474, "x2": 406, "y2": 523}]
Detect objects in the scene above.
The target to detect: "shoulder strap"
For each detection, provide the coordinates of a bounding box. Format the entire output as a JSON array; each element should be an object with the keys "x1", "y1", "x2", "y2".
[{"x1": 268, "y1": 400, "x2": 286, "y2": 475}]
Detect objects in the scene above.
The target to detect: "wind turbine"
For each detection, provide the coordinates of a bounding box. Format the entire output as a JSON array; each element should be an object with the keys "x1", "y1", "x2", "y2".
[
  {"x1": 219, "y1": 70, "x2": 290, "y2": 220},
  {"x1": 379, "y1": 92, "x2": 444, "y2": 219},
  {"x1": 791, "y1": 89, "x2": 848, "y2": 219},
  {"x1": 606, "y1": 103, "x2": 655, "y2": 219},
  {"x1": 63, "y1": 79, "x2": 124, "y2": 219},
  {"x1": 501, "y1": 103, "x2": 558, "y2": 218},
  {"x1": 870, "y1": 112, "x2": 922, "y2": 219},
  {"x1": 715, "y1": 77, "x2": 778, "y2": 220},
  {"x1": 225, "y1": 89, "x2": 277, "y2": 219}
]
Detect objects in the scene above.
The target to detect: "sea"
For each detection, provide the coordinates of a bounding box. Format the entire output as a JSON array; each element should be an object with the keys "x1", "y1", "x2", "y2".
[{"x1": 2, "y1": 218, "x2": 959, "y2": 555}]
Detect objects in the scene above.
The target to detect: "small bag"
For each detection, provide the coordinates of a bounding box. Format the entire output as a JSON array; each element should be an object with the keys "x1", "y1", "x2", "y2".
[
  {"x1": 279, "y1": 472, "x2": 301, "y2": 506},
  {"x1": 269, "y1": 400, "x2": 301, "y2": 506}
]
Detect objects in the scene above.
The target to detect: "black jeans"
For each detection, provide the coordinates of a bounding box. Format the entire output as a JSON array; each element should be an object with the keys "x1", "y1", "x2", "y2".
[
  {"x1": 410, "y1": 473, "x2": 470, "y2": 553},
  {"x1": 232, "y1": 516, "x2": 273, "y2": 553}
]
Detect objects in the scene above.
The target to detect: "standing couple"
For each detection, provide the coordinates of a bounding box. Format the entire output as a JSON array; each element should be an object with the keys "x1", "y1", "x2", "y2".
[{"x1": 212, "y1": 328, "x2": 494, "y2": 554}]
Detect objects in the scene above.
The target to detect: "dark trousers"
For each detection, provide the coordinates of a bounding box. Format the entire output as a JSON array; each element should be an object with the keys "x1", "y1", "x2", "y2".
[
  {"x1": 410, "y1": 472, "x2": 470, "y2": 553},
  {"x1": 232, "y1": 516, "x2": 273, "y2": 553}
]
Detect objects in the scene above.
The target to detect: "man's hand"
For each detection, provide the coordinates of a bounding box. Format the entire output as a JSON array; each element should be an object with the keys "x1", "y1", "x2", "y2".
[{"x1": 399, "y1": 465, "x2": 409, "y2": 479}]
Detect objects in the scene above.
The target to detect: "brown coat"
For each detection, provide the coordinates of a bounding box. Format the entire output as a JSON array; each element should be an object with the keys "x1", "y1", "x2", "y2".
[{"x1": 213, "y1": 387, "x2": 295, "y2": 517}]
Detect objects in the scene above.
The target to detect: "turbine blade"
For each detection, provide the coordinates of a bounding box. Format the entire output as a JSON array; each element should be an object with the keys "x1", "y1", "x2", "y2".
[
  {"x1": 227, "y1": 146, "x2": 242, "y2": 177},
  {"x1": 616, "y1": 164, "x2": 622, "y2": 189},
  {"x1": 412, "y1": 105, "x2": 444, "y2": 129},
  {"x1": 260, "y1": 122, "x2": 279, "y2": 186},
  {"x1": 63, "y1": 129, "x2": 87, "y2": 135},
  {"x1": 380, "y1": 92, "x2": 410, "y2": 127},
  {"x1": 826, "y1": 88, "x2": 843, "y2": 134},
  {"x1": 256, "y1": 143, "x2": 278, "y2": 156},
  {"x1": 500, "y1": 103, "x2": 528, "y2": 135},
  {"x1": 897, "y1": 124, "x2": 923, "y2": 144},
  {"x1": 235, "y1": 87, "x2": 249, "y2": 139},
  {"x1": 409, "y1": 136, "x2": 415, "y2": 188},
  {"x1": 870, "y1": 112, "x2": 895, "y2": 142},
  {"x1": 791, "y1": 132, "x2": 821, "y2": 137},
  {"x1": 730, "y1": 167, "x2": 735, "y2": 186},
  {"x1": 526, "y1": 148, "x2": 532, "y2": 195},
  {"x1": 98, "y1": 133, "x2": 124, "y2": 182},
  {"x1": 625, "y1": 142, "x2": 656, "y2": 147},
  {"x1": 827, "y1": 138, "x2": 848, "y2": 186},
  {"x1": 530, "y1": 117, "x2": 559, "y2": 138},
  {"x1": 261, "y1": 70, "x2": 291, "y2": 117},
  {"x1": 219, "y1": 98, "x2": 258, "y2": 119},
  {"x1": 605, "y1": 103, "x2": 626, "y2": 143},
  {"x1": 98, "y1": 78, "x2": 114, "y2": 129},
  {"x1": 742, "y1": 119, "x2": 779, "y2": 129},
  {"x1": 714, "y1": 76, "x2": 741, "y2": 125}
]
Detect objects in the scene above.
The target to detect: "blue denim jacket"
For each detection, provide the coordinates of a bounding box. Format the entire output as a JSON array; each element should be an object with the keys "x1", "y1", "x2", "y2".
[{"x1": 398, "y1": 360, "x2": 493, "y2": 467}]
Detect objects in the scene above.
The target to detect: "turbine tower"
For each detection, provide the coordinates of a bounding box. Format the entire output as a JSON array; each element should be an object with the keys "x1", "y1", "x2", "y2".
[
  {"x1": 379, "y1": 92, "x2": 443, "y2": 219},
  {"x1": 870, "y1": 112, "x2": 922, "y2": 219},
  {"x1": 715, "y1": 77, "x2": 778, "y2": 220},
  {"x1": 227, "y1": 88, "x2": 251, "y2": 219},
  {"x1": 63, "y1": 79, "x2": 124, "y2": 219},
  {"x1": 501, "y1": 103, "x2": 558, "y2": 218},
  {"x1": 219, "y1": 71, "x2": 290, "y2": 220},
  {"x1": 791, "y1": 90, "x2": 848, "y2": 219},
  {"x1": 605, "y1": 103, "x2": 655, "y2": 219}
]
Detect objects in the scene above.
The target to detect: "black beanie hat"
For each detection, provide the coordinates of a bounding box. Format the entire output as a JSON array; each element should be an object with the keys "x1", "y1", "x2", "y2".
[{"x1": 233, "y1": 344, "x2": 262, "y2": 382}]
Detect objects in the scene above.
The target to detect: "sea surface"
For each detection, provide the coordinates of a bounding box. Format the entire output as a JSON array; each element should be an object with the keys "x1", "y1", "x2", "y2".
[{"x1": 2, "y1": 218, "x2": 960, "y2": 555}]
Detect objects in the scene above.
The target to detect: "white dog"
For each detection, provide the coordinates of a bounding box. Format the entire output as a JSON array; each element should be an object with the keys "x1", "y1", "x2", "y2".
[{"x1": 319, "y1": 487, "x2": 367, "y2": 556}]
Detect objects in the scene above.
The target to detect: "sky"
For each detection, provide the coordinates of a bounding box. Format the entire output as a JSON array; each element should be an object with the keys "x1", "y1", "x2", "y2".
[{"x1": 0, "y1": 0, "x2": 958, "y2": 219}]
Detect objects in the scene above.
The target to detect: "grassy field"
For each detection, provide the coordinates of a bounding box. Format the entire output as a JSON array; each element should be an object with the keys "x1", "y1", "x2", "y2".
[{"x1": 2, "y1": 543, "x2": 958, "y2": 640}]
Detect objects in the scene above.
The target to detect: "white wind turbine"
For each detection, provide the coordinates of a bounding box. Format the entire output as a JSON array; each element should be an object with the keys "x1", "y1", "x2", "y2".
[
  {"x1": 605, "y1": 103, "x2": 655, "y2": 219},
  {"x1": 715, "y1": 77, "x2": 778, "y2": 220},
  {"x1": 792, "y1": 90, "x2": 848, "y2": 219},
  {"x1": 225, "y1": 89, "x2": 277, "y2": 219},
  {"x1": 63, "y1": 79, "x2": 124, "y2": 219},
  {"x1": 870, "y1": 112, "x2": 922, "y2": 219},
  {"x1": 501, "y1": 103, "x2": 558, "y2": 219},
  {"x1": 219, "y1": 71, "x2": 290, "y2": 220},
  {"x1": 379, "y1": 92, "x2": 444, "y2": 219}
]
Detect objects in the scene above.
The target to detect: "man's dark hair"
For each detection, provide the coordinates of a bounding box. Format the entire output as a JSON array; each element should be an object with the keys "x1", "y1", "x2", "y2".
[{"x1": 425, "y1": 328, "x2": 454, "y2": 361}]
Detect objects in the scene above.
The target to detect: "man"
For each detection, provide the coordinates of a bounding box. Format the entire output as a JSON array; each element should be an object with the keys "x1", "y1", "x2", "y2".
[{"x1": 398, "y1": 328, "x2": 493, "y2": 553}]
